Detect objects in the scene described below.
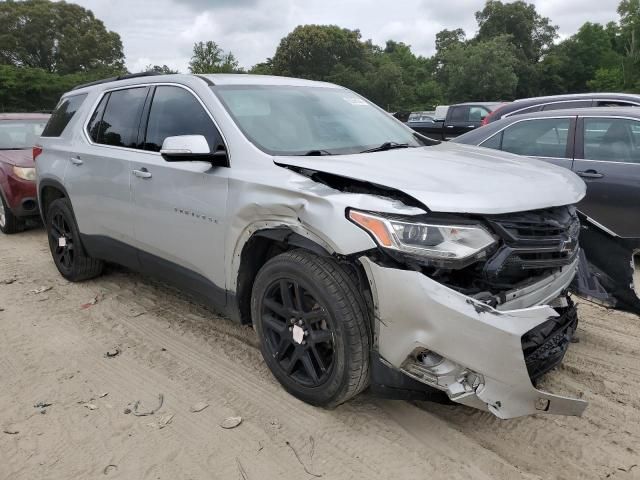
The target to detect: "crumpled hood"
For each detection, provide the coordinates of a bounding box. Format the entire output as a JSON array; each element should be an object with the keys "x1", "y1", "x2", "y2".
[
  {"x1": 0, "y1": 149, "x2": 34, "y2": 167},
  {"x1": 275, "y1": 142, "x2": 586, "y2": 214}
]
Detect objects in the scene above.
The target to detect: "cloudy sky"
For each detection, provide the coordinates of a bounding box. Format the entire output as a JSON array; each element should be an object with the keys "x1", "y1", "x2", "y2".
[{"x1": 73, "y1": 0, "x2": 621, "y2": 72}]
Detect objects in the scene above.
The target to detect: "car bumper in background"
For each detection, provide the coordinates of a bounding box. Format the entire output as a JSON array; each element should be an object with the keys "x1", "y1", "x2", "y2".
[
  {"x1": 5, "y1": 175, "x2": 38, "y2": 217},
  {"x1": 360, "y1": 256, "x2": 587, "y2": 419}
]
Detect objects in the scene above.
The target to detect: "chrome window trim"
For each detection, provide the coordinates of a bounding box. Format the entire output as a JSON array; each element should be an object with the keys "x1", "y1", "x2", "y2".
[
  {"x1": 582, "y1": 214, "x2": 619, "y2": 238},
  {"x1": 479, "y1": 115, "x2": 575, "y2": 159},
  {"x1": 82, "y1": 82, "x2": 231, "y2": 161},
  {"x1": 504, "y1": 99, "x2": 640, "y2": 118}
]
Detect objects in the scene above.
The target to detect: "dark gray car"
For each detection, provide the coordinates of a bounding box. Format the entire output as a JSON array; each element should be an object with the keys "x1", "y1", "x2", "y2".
[{"x1": 453, "y1": 107, "x2": 640, "y2": 312}]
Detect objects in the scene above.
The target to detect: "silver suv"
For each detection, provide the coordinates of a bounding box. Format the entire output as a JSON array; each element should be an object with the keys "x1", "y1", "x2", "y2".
[{"x1": 36, "y1": 73, "x2": 587, "y2": 419}]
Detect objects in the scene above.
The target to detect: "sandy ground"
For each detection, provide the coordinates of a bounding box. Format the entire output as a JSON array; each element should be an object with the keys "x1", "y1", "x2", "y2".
[{"x1": 1, "y1": 228, "x2": 640, "y2": 480}]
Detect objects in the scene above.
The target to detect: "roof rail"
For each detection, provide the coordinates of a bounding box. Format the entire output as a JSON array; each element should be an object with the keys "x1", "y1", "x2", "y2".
[{"x1": 71, "y1": 71, "x2": 165, "y2": 91}]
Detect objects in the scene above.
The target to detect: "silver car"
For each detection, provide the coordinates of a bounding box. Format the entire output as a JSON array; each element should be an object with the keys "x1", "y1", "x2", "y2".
[{"x1": 36, "y1": 73, "x2": 587, "y2": 419}]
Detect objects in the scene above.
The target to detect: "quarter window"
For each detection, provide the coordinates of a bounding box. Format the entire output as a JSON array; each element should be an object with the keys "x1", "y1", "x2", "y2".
[
  {"x1": 86, "y1": 94, "x2": 109, "y2": 143},
  {"x1": 501, "y1": 118, "x2": 571, "y2": 158},
  {"x1": 97, "y1": 87, "x2": 149, "y2": 148},
  {"x1": 542, "y1": 100, "x2": 592, "y2": 111},
  {"x1": 583, "y1": 118, "x2": 640, "y2": 163},
  {"x1": 42, "y1": 94, "x2": 87, "y2": 137},
  {"x1": 144, "y1": 86, "x2": 223, "y2": 152}
]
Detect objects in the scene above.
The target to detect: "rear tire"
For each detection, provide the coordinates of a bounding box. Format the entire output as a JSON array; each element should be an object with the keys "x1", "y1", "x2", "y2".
[
  {"x1": 252, "y1": 249, "x2": 370, "y2": 407},
  {"x1": 46, "y1": 198, "x2": 104, "y2": 281},
  {"x1": 0, "y1": 193, "x2": 24, "y2": 234}
]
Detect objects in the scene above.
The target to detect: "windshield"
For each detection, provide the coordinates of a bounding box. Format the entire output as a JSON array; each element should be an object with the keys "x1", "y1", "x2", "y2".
[
  {"x1": 212, "y1": 85, "x2": 434, "y2": 155},
  {"x1": 0, "y1": 119, "x2": 47, "y2": 150}
]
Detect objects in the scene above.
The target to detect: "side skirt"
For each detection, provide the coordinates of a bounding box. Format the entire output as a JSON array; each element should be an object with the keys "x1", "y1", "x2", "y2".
[{"x1": 80, "y1": 234, "x2": 238, "y2": 320}]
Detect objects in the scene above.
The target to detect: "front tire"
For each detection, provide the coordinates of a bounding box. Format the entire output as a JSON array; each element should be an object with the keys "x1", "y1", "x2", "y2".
[
  {"x1": 46, "y1": 198, "x2": 104, "y2": 281},
  {"x1": 252, "y1": 250, "x2": 370, "y2": 407},
  {"x1": 0, "y1": 192, "x2": 24, "y2": 234}
]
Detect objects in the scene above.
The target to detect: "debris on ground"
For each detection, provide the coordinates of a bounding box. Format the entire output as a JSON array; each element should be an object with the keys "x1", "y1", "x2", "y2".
[
  {"x1": 0, "y1": 277, "x2": 17, "y2": 285},
  {"x1": 81, "y1": 294, "x2": 101, "y2": 309},
  {"x1": 3, "y1": 427, "x2": 19, "y2": 435},
  {"x1": 99, "y1": 392, "x2": 108, "y2": 398},
  {"x1": 309, "y1": 435, "x2": 316, "y2": 460},
  {"x1": 84, "y1": 403, "x2": 98, "y2": 410},
  {"x1": 236, "y1": 457, "x2": 249, "y2": 480},
  {"x1": 220, "y1": 416, "x2": 242, "y2": 429},
  {"x1": 30, "y1": 286, "x2": 52, "y2": 295},
  {"x1": 127, "y1": 307, "x2": 146, "y2": 318},
  {"x1": 123, "y1": 407, "x2": 132, "y2": 415},
  {"x1": 131, "y1": 393, "x2": 164, "y2": 417},
  {"x1": 104, "y1": 348, "x2": 121, "y2": 359},
  {"x1": 0, "y1": 307, "x2": 4, "y2": 312},
  {"x1": 189, "y1": 402, "x2": 209, "y2": 413},
  {"x1": 286, "y1": 440, "x2": 322, "y2": 478},
  {"x1": 103, "y1": 464, "x2": 117, "y2": 475},
  {"x1": 157, "y1": 414, "x2": 174, "y2": 429},
  {"x1": 34, "y1": 401, "x2": 52, "y2": 409}
]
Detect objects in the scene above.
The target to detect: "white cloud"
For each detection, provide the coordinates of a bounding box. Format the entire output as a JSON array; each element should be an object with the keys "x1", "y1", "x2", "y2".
[{"x1": 72, "y1": 0, "x2": 624, "y2": 72}]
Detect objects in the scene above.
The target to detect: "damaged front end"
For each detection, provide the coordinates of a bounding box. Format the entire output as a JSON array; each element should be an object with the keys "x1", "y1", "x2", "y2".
[{"x1": 356, "y1": 205, "x2": 588, "y2": 419}]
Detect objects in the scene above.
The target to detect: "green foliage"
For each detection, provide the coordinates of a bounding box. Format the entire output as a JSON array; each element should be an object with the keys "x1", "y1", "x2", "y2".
[
  {"x1": 0, "y1": 65, "x2": 111, "y2": 111},
  {"x1": 439, "y1": 36, "x2": 518, "y2": 101},
  {"x1": 0, "y1": 0, "x2": 125, "y2": 74},
  {"x1": 188, "y1": 41, "x2": 243, "y2": 74},
  {"x1": 144, "y1": 64, "x2": 179, "y2": 74}
]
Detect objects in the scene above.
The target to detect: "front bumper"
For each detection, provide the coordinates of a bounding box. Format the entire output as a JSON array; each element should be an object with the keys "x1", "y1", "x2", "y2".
[
  {"x1": 360, "y1": 256, "x2": 587, "y2": 419},
  {"x1": 5, "y1": 175, "x2": 38, "y2": 217}
]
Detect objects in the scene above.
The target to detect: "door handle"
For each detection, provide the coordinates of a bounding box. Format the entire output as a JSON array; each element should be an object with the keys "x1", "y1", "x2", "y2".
[
  {"x1": 70, "y1": 156, "x2": 83, "y2": 166},
  {"x1": 467, "y1": 125, "x2": 476, "y2": 128},
  {"x1": 132, "y1": 168, "x2": 152, "y2": 179},
  {"x1": 446, "y1": 125, "x2": 455, "y2": 128},
  {"x1": 576, "y1": 170, "x2": 604, "y2": 179}
]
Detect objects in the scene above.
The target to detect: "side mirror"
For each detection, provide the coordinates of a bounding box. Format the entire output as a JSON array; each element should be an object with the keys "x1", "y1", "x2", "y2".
[{"x1": 160, "y1": 135, "x2": 228, "y2": 167}]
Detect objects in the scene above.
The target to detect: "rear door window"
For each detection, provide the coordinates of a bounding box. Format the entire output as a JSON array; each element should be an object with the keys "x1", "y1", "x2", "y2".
[
  {"x1": 501, "y1": 118, "x2": 571, "y2": 158},
  {"x1": 583, "y1": 118, "x2": 640, "y2": 163},
  {"x1": 143, "y1": 85, "x2": 223, "y2": 152},
  {"x1": 86, "y1": 94, "x2": 109, "y2": 143},
  {"x1": 97, "y1": 87, "x2": 149, "y2": 148},
  {"x1": 41, "y1": 93, "x2": 87, "y2": 137}
]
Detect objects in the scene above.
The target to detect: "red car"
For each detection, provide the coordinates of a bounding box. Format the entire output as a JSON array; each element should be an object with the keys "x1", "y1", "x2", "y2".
[{"x1": 0, "y1": 113, "x2": 50, "y2": 234}]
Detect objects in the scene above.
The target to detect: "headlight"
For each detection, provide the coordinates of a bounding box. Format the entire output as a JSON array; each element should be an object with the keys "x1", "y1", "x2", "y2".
[
  {"x1": 12, "y1": 166, "x2": 36, "y2": 181},
  {"x1": 348, "y1": 209, "x2": 496, "y2": 267}
]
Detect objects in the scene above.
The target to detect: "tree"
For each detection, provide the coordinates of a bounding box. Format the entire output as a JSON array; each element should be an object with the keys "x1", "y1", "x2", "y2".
[
  {"x1": 542, "y1": 23, "x2": 620, "y2": 93},
  {"x1": 475, "y1": 0, "x2": 557, "y2": 62},
  {"x1": 0, "y1": 0, "x2": 125, "y2": 75},
  {"x1": 144, "y1": 64, "x2": 179, "y2": 74},
  {"x1": 188, "y1": 41, "x2": 243, "y2": 74},
  {"x1": 439, "y1": 36, "x2": 518, "y2": 102},
  {"x1": 271, "y1": 25, "x2": 368, "y2": 80}
]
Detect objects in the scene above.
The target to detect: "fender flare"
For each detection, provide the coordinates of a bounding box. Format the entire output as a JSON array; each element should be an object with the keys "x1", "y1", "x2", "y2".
[{"x1": 38, "y1": 178, "x2": 70, "y2": 220}]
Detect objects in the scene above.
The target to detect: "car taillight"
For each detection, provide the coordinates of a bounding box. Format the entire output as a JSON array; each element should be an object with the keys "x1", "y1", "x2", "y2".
[
  {"x1": 482, "y1": 103, "x2": 509, "y2": 126},
  {"x1": 33, "y1": 146, "x2": 43, "y2": 161}
]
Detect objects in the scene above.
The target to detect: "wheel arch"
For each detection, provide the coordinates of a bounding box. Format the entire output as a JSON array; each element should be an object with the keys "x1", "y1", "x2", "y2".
[
  {"x1": 233, "y1": 226, "x2": 373, "y2": 331},
  {"x1": 38, "y1": 179, "x2": 69, "y2": 223}
]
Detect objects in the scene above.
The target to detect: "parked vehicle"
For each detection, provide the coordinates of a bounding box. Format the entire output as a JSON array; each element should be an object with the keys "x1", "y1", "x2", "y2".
[
  {"x1": 481, "y1": 93, "x2": 640, "y2": 125},
  {"x1": 406, "y1": 102, "x2": 503, "y2": 139},
  {"x1": 37, "y1": 73, "x2": 587, "y2": 418},
  {"x1": 0, "y1": 113, "x2": 50, "y2": 233},
  {"x1": 453, "y1": 107, "x2": 640, "y2": 313}
]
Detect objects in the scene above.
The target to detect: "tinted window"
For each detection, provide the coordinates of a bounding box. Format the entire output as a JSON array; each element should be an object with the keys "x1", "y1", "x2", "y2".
[
  {"x1": 99, "y1": 87, "x2": 148, "y2": 148},
  {"x1": 86, "y1": 94, "x2": 109, "y2": 143},
  {"x1": 594, "y1": 100, "x2": 638, "y2": 107},
  {"x1": 501, "y1": 118, "x2": 571, "y2": 158},
  {"x1": 0, "y1": 119, "x2": 48, "y2": 149},
  {"x1": 41, "y1": 94, "x2": 87, "y2": 137},
  {"x1": 449, "y1": 106, "x2": 469, "y2": 123},
  {"x1": 584, "y1": 118, "x2": 640, "y2": 163},
  {"x1": 542, "y1": 100, "x2": 592, "y2": 111},
  {"x1": 144, "y1": 86, "x2": 222, "y2": 152},
  {"x1": 480, "y1": 131, "x2": 503, "y2": 149}
]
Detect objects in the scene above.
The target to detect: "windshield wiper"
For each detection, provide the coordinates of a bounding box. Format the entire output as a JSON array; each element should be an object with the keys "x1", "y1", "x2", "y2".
[
  {"x1": 360, "y1": 142, "x2": 412, "y2": 153},
  {"x1": 304, "y1": 149, "x2": 333, "y2": 156}
]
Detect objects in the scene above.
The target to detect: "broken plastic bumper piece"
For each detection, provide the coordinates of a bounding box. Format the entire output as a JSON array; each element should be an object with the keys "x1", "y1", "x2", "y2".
[{"x1": 360, "y1": 257, "x2": 588, "y2": 419}]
